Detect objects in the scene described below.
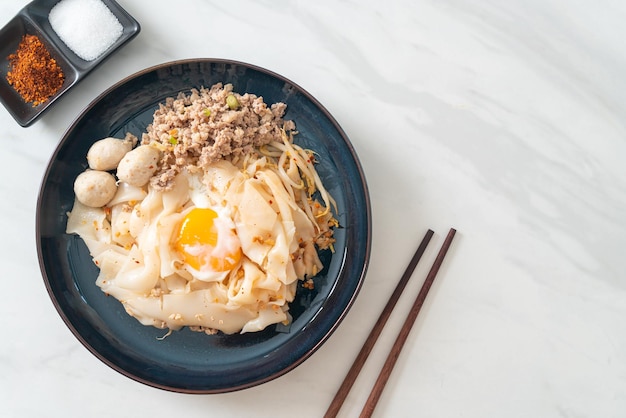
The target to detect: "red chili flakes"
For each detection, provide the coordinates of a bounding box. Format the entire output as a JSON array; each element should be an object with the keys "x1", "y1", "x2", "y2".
[{"x1": 6, "y1": 34, "x2": 65, "y2": 106}]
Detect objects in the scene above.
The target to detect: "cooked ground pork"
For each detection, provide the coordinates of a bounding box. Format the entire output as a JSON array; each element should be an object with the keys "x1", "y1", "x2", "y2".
[{"x1": 141, "y1": 83, "x2": 294, "y2": 190}]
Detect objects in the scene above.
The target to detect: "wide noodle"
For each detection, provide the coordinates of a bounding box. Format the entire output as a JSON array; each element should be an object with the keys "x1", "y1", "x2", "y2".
[{"x1": 67, "y1": 85, "x2": 337, "y2": 335}]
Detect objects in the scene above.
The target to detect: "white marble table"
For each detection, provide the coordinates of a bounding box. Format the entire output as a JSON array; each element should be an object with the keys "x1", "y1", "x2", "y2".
[{"x1": 2, "y1": 0, "x2": 625, "y2": 417}]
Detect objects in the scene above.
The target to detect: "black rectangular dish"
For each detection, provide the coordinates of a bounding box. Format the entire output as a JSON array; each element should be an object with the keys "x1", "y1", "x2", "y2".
[{"x1": 0, "y1": 0, "x2": 140, "y2": 127}]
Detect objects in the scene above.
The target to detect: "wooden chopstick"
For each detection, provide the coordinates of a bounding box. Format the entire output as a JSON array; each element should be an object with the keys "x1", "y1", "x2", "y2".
[
  {"x1": 324, "y1": 229, "x2": 435, "y2": 418},
  {"x1": 359, "y1": 227, "x2": 457, "y2": 418}
]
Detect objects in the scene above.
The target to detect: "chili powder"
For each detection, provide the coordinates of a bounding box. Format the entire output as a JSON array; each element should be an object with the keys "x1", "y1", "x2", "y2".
[{"x1": 6, "y1": 34, "x2": 65, "y2": 106}]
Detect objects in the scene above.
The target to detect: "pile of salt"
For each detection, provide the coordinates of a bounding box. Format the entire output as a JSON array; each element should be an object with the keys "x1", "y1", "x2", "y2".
[{"x1": 49, "y1": 0, "x2": 124, "y2": 61}]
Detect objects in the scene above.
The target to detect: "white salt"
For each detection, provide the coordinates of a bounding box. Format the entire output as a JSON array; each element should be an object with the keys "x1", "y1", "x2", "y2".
[{"x1": 49, "y1": 0, "x2": 124, "y2": 61}]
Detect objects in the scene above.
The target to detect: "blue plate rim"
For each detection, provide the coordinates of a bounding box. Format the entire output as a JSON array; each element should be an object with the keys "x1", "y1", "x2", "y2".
[{"x1": 36, "y1": 58, "x2": 372, "y2": 393}]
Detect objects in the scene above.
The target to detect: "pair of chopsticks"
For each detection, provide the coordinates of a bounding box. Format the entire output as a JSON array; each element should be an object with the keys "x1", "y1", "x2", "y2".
[{"x1": 325, "y1": 228, "x2": 457, "y2": 418}]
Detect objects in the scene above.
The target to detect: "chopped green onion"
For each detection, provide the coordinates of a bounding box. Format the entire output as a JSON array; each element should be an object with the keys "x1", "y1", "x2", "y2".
[
  {"x1": 203, "y1": 108, "x2": 211, "y2": 117},
  {"x1": 226, "y1": 94, "x2": 239, "y2": 110},
  {"x1": 169, "y1": 136, "x2": 178, "y2": 145}
]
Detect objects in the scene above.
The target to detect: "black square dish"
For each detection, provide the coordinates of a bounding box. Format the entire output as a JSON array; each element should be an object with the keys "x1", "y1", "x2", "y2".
[{"x1": 0, "y1": 0, "x2": 140, "y2": 127}]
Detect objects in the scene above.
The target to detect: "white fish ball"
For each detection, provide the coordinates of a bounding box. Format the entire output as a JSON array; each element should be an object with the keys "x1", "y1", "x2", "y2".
[
  {"x1": 116, "y1": 145, "x2": 161, "y2": 187},
  {"x1": 87, "y1": 136, "x2": 135, "y2": 171},
  {"x1": 74, "y1": 170, "x2": 118, "y2": 208}
]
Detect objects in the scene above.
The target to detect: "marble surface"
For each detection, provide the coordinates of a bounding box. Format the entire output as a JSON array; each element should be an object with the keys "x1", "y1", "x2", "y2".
[{"x1": 2, "y1": 0, "x2": 625, "y2": 417}]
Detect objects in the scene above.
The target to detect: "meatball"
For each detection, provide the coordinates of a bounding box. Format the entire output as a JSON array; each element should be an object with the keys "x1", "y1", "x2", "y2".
[
  {"x1": 116, "y1": 145, "x2": 161, "y2": 187},
  {"x1": 74, "y1": 170, "x2": 117, "y2": 208},
  {"x1": 87, "y1": 134, "x2": 137, "y2": 171}
]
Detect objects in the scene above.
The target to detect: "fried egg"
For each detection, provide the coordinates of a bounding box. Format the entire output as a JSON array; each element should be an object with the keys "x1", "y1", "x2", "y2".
[{"x1": 174, "y1": 206, "x2": 242, "y2": 281}]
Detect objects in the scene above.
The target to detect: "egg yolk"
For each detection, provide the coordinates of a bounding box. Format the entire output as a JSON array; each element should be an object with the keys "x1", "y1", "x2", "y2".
[{"x1": 175, "y1": 208, "x2": 241, "y2": 272}]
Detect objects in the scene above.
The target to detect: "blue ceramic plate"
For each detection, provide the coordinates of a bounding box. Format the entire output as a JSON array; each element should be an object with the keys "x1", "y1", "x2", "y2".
[
  {"x1": 36, "y1": 59, "x2": 371, "y2": 393},
  {"x1": 0, "y1": 0, "x2": 140, "y2": 127}
]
